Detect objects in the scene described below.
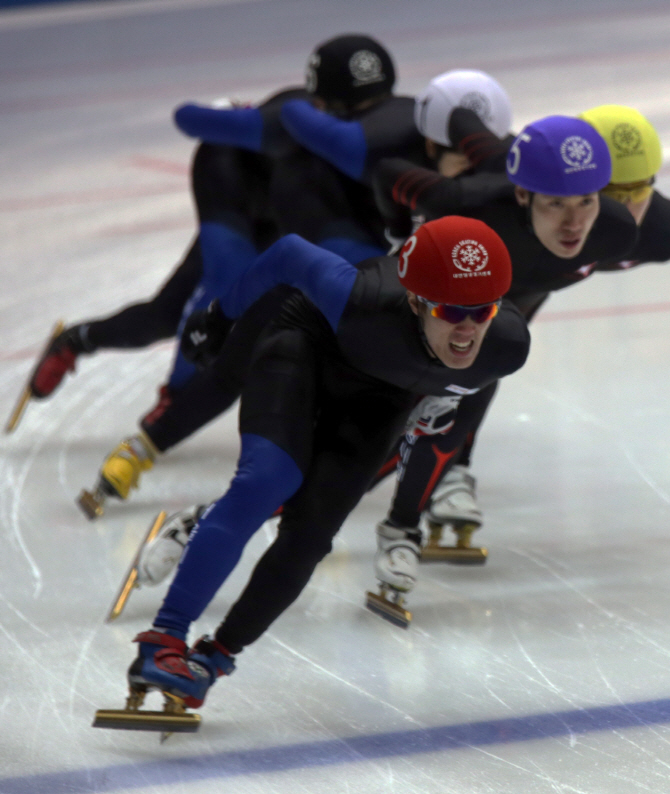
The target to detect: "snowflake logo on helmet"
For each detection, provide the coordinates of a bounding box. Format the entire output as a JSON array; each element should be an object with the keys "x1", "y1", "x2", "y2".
[
  {"x1": 349, "y1": 50, "x2": 384, "y2": 86},
  {"x1": 560, "y1": 136, "x2": 594, "y2": 170},
  {"x1": 452, "y1": 239, "x2": 489, "y2": 273},
  {"x1": 460, "y1": 91, "x2": 492, "y2": 123},
  {"x1": 611, "y1": 123, "x2": 642, "y2": 156},
  {"x1": 305, "y1": 53, "x2": 320, "y2": 94}
]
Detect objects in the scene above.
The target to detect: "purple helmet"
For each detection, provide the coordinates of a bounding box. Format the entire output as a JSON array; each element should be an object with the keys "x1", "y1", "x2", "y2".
[{"x1": 506, "y1": 115, "x2": 612, "y2": 196}]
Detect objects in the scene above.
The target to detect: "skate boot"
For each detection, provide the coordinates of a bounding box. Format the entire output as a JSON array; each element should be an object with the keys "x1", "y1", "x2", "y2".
[
  {"x1": 105, "y1": 505, "x2": 208, "y2": 623},
  {"x1": 5, "y1": 320, "x2": 89, "y2": 432},
  {"x1": 365, "y1": 520, "x2": 421, "y2": 628},
  {"x1": 137, "y1": 504, "x2": 208, "y2": 586},
  {"x1": 78, "y1": 431, "x2": 158, "y2": 519},
  {"x1": 422, "y1": 465, "x2": 487, "y2": 564},
  {"x1": 29, "y1": 324, "x2": 94, "y2": 399},
  {"x1": 93, "y1": 630, "x2": 234, "y2": 735}
]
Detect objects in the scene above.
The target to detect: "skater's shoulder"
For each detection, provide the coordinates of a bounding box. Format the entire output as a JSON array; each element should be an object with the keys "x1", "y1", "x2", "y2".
[
  {"x1": 590, "y1": 195, "x2": 638, "y2": 253},
  {"x1": 348, "y1": 256, "x2": 408, "y2": 308},
  {"x1": 634, "y1": 190, "x2": 670, "y2": 262},
  {"x1": 482, "y1": 300, "x2": 530, "y2": 372}
]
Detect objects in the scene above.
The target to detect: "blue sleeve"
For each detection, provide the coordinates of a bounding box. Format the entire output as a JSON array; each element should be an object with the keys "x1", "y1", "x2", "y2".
[
  {"x1": 222, "y1": 234, "x2": 358, "y2": 331},
  {"x1": 173, "y1": 104, "x2": 263, "y2": 152},
  {"x1": 280, "y1": 99, "x2": 368, "y2": 181}
]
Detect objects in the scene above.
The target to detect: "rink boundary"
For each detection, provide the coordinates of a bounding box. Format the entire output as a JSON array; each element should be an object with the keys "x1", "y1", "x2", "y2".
[{"x1": 2, "y1": 697, "x2": 670, "y2": 792}]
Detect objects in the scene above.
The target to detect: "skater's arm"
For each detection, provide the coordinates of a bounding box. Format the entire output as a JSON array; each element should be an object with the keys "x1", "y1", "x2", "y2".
[
  {"x1": 174, "y1": 104, "x2": 265, "y2": 151},
  {"x1": 174, "y1": 88, "x2": 305, "y2": 156},
  {"x1": 373, "y1": 158, "x2": 512, "y2": 222},
  {"x1": 221, "y1": 235, "x2": 357, "y2": 331},
  {"x1": 280, "y1": 99, "x2": 367, "y2": 180},
  {"x1": 448, "y1": 107, "x2": 510, "y2": 173}
]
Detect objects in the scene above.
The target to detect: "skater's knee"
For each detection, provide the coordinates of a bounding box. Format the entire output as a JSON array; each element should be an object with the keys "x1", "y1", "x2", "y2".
[
  {"x1": 208, "y1": 434, "x2": 304, "y2": 531},
  {"x1": 277, "y1": 520, "x2": 335, "y2": 565}
]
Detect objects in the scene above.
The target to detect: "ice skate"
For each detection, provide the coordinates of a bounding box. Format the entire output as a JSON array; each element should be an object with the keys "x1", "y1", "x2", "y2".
[
  {"x1": 422, "y1": 465, "x2": 487, "y2": 564},
  {"x1": 104, "y1": 511, "x2": 167, "y2": 622},
  {"x1": 365, "y1": 521, "x2": 420, "y2": 628},
  {"x1": 5, "y1": 321, "x2": 64, "y2": 432},
  {"x1": 93, "y1": 631, "x2": 235, "y2": 737},
  {"x1": 136, "y1": 504, "x2": 207, "y2": 587},
  {"x1": 78, "y1": 431, "x2": 158, "y2": 519},
  {"x1": 105, "y1": 504, "x2": 207, "y2": 622}
]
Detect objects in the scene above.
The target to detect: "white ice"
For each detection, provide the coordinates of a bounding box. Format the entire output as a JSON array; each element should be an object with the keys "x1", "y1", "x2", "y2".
[{"x1": 2, "y1": 1, "x2": 670, "y2": 792}]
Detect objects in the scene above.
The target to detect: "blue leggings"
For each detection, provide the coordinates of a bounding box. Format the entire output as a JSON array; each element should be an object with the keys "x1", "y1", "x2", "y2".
[{"x1": 155, "y1": 433, "x2": 303, "y2": 635}]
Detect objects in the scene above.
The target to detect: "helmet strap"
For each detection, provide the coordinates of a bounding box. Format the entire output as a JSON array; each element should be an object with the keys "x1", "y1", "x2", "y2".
[
  {"x1": 416, "y1": 312, "x2": 439, "y2": 360},
  {"x1": 524, "y1": 191, "x2": 536, "y2": 238}
]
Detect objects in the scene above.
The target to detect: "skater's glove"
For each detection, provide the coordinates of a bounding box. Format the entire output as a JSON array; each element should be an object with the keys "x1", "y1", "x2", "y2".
[
  {"x1": 372, "y1": 158, "x2": 415, "y2": 242},
  {"x1": 180, "y1": 300, "x2": 233, "y2": 368}
]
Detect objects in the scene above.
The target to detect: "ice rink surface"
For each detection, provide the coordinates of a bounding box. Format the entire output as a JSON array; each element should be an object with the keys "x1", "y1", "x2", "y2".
[{"x1": 2, "y1": 0, "x2": 670, "y2": 791}]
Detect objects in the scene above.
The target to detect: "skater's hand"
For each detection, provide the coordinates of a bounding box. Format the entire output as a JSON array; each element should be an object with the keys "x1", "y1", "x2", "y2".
[
  {"x1": 372, "y1": 158, "x2": 414, "y2": 241},
  {"x1": 180, "y1": 300, "x2": 232, "y2": 368}
]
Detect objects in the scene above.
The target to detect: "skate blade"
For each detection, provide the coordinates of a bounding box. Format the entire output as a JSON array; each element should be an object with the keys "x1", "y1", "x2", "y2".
[
  {"x1": 365, "y1": 590, "x2": 412, "y2": 628},
  {"x1": 78, "y1": 488, "x2": 106, "y2": 520},
  {"x1": 105, "y1": 511, "x2": 167, "y2": 623},
  {"x1": 4, "y1": 385, "x2": 32, "y2": 434},
  {"x1": 420, "y1": 545, "x2": 488, "y2": 565},
  {"x1": 4, "y1": 320, "x2": 65, "y2": 434},
  {"x1": 92, "y1": 709, "x2": 201, "y2": 733}
]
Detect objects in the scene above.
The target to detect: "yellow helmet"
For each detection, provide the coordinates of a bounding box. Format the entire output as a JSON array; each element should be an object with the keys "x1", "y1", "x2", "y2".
[{"x1": 579, "y1": 104, "x2": 662, "y2": 184}]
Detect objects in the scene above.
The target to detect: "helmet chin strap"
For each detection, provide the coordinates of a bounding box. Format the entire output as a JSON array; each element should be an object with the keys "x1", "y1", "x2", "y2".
[
  {"x1": 524, "y1": 191, "x2": 535, "y2": 237},
  {"x1": 416, "y1": 312, "x2": 440, "y2": 360}
]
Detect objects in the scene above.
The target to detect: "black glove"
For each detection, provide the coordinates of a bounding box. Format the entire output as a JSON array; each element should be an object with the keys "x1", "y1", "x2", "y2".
[
  {"x1": 371, "y1": 158, "x2": 415, "y2": 240},
  {"x1": 180, "y1": 299, "x2": 233, "y2": 368},
  {"x1": 448, "y1": 107, "x2": 509, "y2": 172}
]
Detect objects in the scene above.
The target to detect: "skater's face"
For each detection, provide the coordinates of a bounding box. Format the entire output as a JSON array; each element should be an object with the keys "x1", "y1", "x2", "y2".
[
  {"x1": 407, "y1": 293, "x2": 495, "y2": 369},
  {"x1": 516, "y1": 187, "x2": 600, "y2": 258},
  {"x1": 601, "y1": 179, "x2": 655, "y2": 226}
]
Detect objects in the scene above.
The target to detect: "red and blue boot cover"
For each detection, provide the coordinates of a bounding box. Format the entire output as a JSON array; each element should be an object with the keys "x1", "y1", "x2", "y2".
[{"x1": 128, "y1": 630, "x2": 233, "y2": 709}]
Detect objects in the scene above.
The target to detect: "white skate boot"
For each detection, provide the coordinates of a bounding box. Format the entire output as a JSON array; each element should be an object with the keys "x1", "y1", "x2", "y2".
[
  {"x1": 137, "y1": 505, "x2": 207, "y2": 586},
  {"x1": 423, "y1": 465, "x2": 486, "y2": 564},
  {"x1": 366, "y1": 521, "x2": 421, "y2": 628},
  {"x1": 428, "y1": 464, "x2": 482, "y2": 526}
]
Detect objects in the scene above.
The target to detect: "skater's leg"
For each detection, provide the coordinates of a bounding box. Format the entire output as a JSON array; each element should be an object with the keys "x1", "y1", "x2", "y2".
[
  {"x1": 388, "y1": 384, "x2": 498, "y2": 529},
  {"x1": 155, "y1": 432, "x2": 304, "y2": 635},
  {"x1": 150, "y1": 324, "x2": 320, "y2": 636},
  {"x1": 363, "y1": 384, "x2": 499, "y2": 599},
  {"x1": 29, "y1": 240, "x2": 202, "y2": 399},
  {"x1": 127, "y1": 325, "x2": 320, "y2": 704},
  {"x1": 81, "y1": 148, "x2": 277, "y2": 512},
  {"x1": 214, "y1": 386, "x2": 414, "y2": 653},
  {"x1": 85, "y1": 238, "x2": 204, "y2": 349},
  {"x1": 368, "y1": 436, "x2": 403, "y2": 489},
  {"x1": 142, "y1": 285, "x2": 294, "y2": 452}
]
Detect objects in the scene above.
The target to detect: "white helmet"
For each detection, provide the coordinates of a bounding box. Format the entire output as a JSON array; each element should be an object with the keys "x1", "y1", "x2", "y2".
[{"x1": 414, "y1": 69, "x2": 512, "y2": 147}]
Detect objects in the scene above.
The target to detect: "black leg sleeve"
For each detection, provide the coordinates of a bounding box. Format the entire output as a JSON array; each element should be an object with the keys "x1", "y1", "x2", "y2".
[
  {"x1": 141, "y1": 286, "x2": 295, "y2": 452},
  {"x1": 84, "y1": 237, "x2": 202, "y2": 349},
  {"x1": 215, "y1": 385, "x2": 414, "y2": 653},
  {"x1": 389, "y1": 382, "x2": 498, "y2": 528}
]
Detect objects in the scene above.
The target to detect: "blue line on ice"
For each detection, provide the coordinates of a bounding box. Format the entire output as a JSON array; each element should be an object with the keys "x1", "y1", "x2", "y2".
[{"x1": 3, "y1": 697, "x2": 670, "y2": 792}]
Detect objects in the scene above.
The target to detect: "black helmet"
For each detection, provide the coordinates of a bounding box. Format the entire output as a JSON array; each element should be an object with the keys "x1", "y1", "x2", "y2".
[{"x1": 306, "y1": 34, "x2": 395, "y2": 108}]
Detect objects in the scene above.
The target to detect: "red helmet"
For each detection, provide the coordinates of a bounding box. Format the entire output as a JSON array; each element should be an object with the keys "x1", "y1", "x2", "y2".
[{"x1": 398, "y1": 216, "x2": 512, "y2": 305}]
